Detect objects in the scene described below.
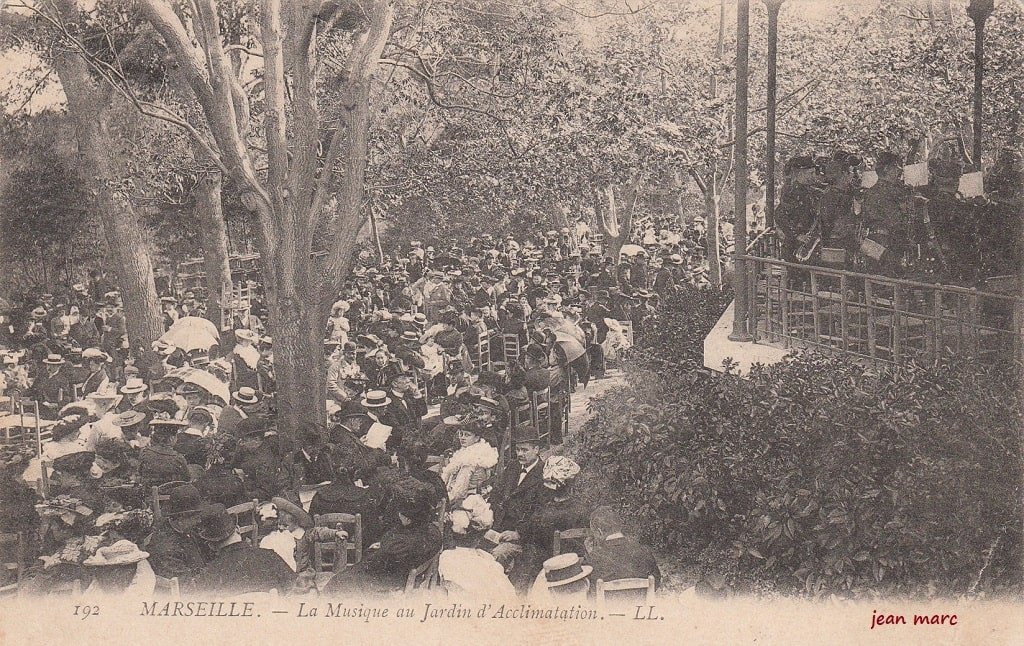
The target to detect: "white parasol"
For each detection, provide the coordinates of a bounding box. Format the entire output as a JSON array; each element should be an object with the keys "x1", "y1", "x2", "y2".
[
  {"x1": 162, "y1": 366, "x2": 230, "y2": 404},
  {"x1": 619, "y1": 244, "x2": 646, "y2": 257},
  {"x1": 159, "y1": 316, "x2": 220, "y2": 353}
]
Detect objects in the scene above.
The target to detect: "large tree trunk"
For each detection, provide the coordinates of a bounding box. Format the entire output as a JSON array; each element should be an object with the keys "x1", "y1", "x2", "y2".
[
  {"x1": 195, "y1": 173, "x2": 233, "y2": 326},
  {"x1": 53, "y1": 49, "x2": 164, "y2": 371}
]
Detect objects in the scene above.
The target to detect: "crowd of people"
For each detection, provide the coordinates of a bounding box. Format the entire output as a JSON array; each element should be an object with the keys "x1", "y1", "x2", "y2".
[
  {"x1": 775, "y1": 147, "x2": 1022, "y2": 286},
  {"x1": 0, "y1": 226, "x2": 690, "y2": 599}
]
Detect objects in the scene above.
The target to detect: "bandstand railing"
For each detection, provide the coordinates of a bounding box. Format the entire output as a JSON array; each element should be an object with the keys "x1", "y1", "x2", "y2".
[{"x1": 741, "y1": 254, "x2": 1024, "y2": 366}]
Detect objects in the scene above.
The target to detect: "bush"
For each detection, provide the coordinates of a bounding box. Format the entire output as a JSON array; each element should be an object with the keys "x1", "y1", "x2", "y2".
[
  {"x1": 631, "y1": 285, "x2": 733, "y2": 369},
  {"x1": 580, "y1": 353, "x2": 1024, "y2": 598}
]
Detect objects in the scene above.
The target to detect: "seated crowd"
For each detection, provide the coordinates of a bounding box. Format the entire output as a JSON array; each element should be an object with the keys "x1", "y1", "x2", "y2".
[{"x1": 0, "y1": 229, "x2": 673, "y2": 599}]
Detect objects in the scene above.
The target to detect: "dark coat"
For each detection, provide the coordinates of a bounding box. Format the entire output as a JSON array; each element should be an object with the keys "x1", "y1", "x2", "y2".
[
  {"x1": 146, "y1": 519, "x2": 207, "y2": 582},
  {"x1": 190, "y1": 541, "x2": 295, "y2": 595},
  {"x1": 138, "y1": 444, "x2": 190, "y2": 487},
  {"x1": 585, "y1": 536, "x2": 662, "y2": 590},
  {"x1": 308, "y1": 483, "x2": 384, "y2": 547},
  {"x1": 321, "y1": 520, "x2": 441, "y2": 596},
  {"x1": 490, "y1": 461, "x2": 550, "y2": 533}
]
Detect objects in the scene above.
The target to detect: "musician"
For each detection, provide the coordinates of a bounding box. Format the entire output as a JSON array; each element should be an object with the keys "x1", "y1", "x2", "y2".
[
  {"x1": 775, "y1": 155, "x2": 822, "y2": 264},
  {"x1": 922, "y1": 159, "x2": 971, "y2": 281},
  {"x1": 861, "y1": 152, "x2": 914, "y2": 273},
  {"x1": 818, "y1": 154, "x2": 861, "y2": 259}
]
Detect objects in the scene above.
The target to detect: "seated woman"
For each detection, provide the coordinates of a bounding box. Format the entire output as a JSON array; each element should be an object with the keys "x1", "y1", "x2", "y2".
[
  {"x1": 438, "y1": 494, "x2": 515, "y2": 600},
  {"x1": 321, "y1": 477, "x2": 439, "y2": 596},
  {"x1": 439, "y1": 422, "x2": 498, "y2": 507},
  {"x1": 82, "y1": 539, "x2": 156, "y2": 597}
]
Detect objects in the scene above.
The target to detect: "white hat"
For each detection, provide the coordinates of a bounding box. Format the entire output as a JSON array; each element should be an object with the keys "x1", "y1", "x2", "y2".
[
  {"x1": 541, "y1": 553, "x2": 593, "y2": 588},
  {"x1": 83, "y1": 540, "x2": 150, "y2": 566},
  {"x1": 234, "y1": 329, "x2": 259, "y2": 343},
  {"x1": 120, "y1": 378, "x2": 148, "y2": 395},
  {"x1": 82, "y1": 348, "x2": 110, "y2": 362},
  {"x1": 360, "y1": 390, "x2": 392, "y2": 408}
]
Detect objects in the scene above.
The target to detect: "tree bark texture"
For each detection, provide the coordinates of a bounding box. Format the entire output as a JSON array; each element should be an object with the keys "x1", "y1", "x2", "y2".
[
  {"x1": 195, "y1": 173, "x2": 233, "y2": 326},
  {"x1": 52, "y1": 48, "x2": 164, "y2": 370}
]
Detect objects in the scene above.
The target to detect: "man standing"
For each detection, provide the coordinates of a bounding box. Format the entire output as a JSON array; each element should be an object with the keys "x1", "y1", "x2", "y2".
[{"x1": 860, "y1": 152, "x2": 914, "y2": 273}]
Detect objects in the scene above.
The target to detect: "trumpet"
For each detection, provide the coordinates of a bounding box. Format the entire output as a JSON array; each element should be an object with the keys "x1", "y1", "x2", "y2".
[{"x1": 795, "y1": 222, "x2": 822, "y2": 262}]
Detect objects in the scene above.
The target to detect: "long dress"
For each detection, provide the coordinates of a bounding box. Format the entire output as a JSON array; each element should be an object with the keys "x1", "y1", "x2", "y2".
[{"x1": 438, "y1": 547, "x2": 516, "y2": 600}]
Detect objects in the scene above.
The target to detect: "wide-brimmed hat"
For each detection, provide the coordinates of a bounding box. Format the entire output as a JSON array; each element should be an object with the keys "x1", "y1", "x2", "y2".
[
  {"x1": 195, "y1": 503, "x2": 236, "y2": 543},
  {"x1": 542, "y1": 455, "x2": 581, "y2": 490},
  {"x1": 271, "y1": 496, "x2": 312, "y2": 530},
  {"x1": 43, "y1": 354, "x2": 65, "y2": 366},
  {"x1": 83, "y1": 540, "x2": 150, "y2": 567},
  {"x1": 30, "y1": 306, "x2": 47, "y2": 319},
  {"x1": 112, "y1": 410, "x2": 146, "y2": 428},
  {"x1": 150, "y1": 418, "x2": 187, "y2": 435},
  {"x1": 82, "y1": 347, "x2": 110, "y2": 362},
  {"x1": 232, "y1": 387, "x2": 260, "y2": 405},
  {"x1": 400, "y1": 330, "x2": 420, "y2": 342},
  {"x1": 234, "y1": 329, "x2": 259, "y2": 343},
  {"x1": 542, "y1": 553, "x2": 592, "y2": 588},
  {"x1": 360, "y1": 390, "x2": 391, "y2": 408},
  {"x1": 120, "y1": 377, "x2": 148, "y2": 395},
  {"x1": 667, "y1": 253, "x2": 685, "y2": 265}
]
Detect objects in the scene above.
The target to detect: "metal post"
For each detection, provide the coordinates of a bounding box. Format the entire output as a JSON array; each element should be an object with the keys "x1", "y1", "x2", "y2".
[
  {"x1": 730, "y1": 0, "x2": 753, "y2": 342},
  {"x1": 967, "y1": 0, "x2": 993, "y2": 165},
  {"x1": 764, "y1": 0, "x2": 784, "y2": 229}
]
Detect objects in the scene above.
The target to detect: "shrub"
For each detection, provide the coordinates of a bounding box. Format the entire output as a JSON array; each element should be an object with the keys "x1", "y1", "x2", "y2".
[
  {"x1": 580, "y1": 353, "x2": 1024, "y2": 598},
  {"x1": 631, "y1": 285, "x2": 732, "y2": 369}
]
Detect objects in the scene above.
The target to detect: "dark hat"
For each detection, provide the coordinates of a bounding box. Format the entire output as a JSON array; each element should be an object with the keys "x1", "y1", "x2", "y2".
[
  {"x1": 512, "y1": 422, "x2": 543, "y2": 445},
  {"x1": 52, "y1": 451, "x2": 96, "y2": 475},
  {"x1": 94, "y1": 438, "x2": 129, "y2": 463},
  {"x1": 271, "y1": 496, "x2": 313, "y2": 529},
  {"x1": 162, "y1": 483, "x2": 203, "y2": 517},
  {"x1": 195, "y1": 503, "x2": 236, "y2": 543},
  {"x1": 525, "y1": 343, "x2": 547, "y2": 362},
  {"x1": 50, "y1": 415, "x2": 90, "y2": 441},
  {"x1": 391, "y1": 477, "x2": 434, "y2": 522},
  {"x1": 235, "y1": 416, "x2": 272, "y2": 438}
]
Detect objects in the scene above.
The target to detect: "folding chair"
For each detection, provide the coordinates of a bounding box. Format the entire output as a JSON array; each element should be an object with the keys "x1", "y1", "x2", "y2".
[
  {"x1": 404, "y1": 552, "x2": 441, "y2": 594},
  {"x1": 0, "y1": 532, "x2": 25, "y2": 597},
  {"x1": 314, "y1": 513, "x2": 363, "y2": 566},
  {"x1": 226, "y1": 499, "x2": 261, "y2": 547},
  {"x1": 153, "y1": 575, "x2": 181, "y2": 597},
  {"x1": 596, "y1": 576, "x2": 656, "y2": 610},
  {"x1": 552, "y1": 528, "x2": 589, "y2": 557}
]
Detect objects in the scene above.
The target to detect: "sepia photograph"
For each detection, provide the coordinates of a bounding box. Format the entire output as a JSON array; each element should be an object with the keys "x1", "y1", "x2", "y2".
[{"x1": 0, "y1": 0, "x2": 1021, "y2": 643}]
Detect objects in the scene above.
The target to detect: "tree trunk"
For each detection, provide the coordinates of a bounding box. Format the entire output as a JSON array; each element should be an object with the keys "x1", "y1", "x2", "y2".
[
  {"x1": 704, "y1": 191, "x2": 723, "y2": 289},
  {"x1": 595, "y1": 184, "x2": 637, "y2": 263},
  {"x1": 53, "y1": 49, "x2": 164, "y2": 372},
  {"x1": 195, "y1": 173, "x2": 233, "y2": 326},
  {"x1": 262, "y1": 243, "x2": 327, "y2": 438}
]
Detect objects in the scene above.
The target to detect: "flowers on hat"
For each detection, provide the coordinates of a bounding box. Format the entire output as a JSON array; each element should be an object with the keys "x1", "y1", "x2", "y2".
[
  {"x1": 542, "y1": 455, "x2": 581, "y2": 490},
  {"x1": 449, "y1": 494, "x2": 493, "y2": 535}
]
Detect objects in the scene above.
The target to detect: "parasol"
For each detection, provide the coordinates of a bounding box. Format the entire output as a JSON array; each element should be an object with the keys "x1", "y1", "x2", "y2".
[
  {"x1": 535, "y1": 316, "x2": 587, "y2": 363},
  {"x1": 161, "y1": 366, "x2": 230, "y2": 404},
  {"x1": 159, "y1": 316, "x2": 220, "y2": 353},
  {"x1": 619, "y1": 244, "x2": 646, "y2": 257}
]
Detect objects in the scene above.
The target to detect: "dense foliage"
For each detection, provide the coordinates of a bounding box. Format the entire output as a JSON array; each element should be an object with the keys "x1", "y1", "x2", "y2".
[{"x1": 581, "y1": 290, "x2": 1023, "y2": 598}]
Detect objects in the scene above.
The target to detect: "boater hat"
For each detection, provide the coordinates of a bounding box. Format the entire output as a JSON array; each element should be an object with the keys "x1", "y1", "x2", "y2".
[
  {"x1": 360, "y1": 390, "x2": 391, "y2": 408},
  {"x1": 542, "y1": 553, "x2": 593, "y2": 588}
]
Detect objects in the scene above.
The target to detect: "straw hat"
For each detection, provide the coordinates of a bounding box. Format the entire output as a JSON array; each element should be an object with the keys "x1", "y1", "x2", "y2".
[
  {"x1": 83, "y1": 540, "x2": 150, "y2": 567},
  {"x1": 541, "y1": 553, "x2": 592, "y2": 588},
  {"x1": 360, "y1": 390, "x2": 391, "y2": 408},
  {"x1": 120, "y1": 378, "x2": 148, "y2": 395}
]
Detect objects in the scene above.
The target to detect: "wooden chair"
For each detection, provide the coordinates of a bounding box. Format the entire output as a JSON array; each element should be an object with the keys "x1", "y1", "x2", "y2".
[
  {"x1": 0, "y1": 532, "x2": 25, "y2": 596},
  {"x1": 226, "y1": 499, "x2": 260, "y2": 547},
  {"x1": 596, "y1": 576, "x2": 656, "y2": 609},
  {"x1": 314, "y1": 513, "x2": 363, "y2": 567},
  {"x1": 552, "y1": 528, "x2": 589, "y2": 557},
  {"x1": 474, "y1": 330, "x2": 491, "y2": 372},
  {"x1": 502, "y1": 334, "x2": 521, "y2": 366},
  {"x1": 152, "y1": 480, "x2": 190, "y2": 523},
  {"x1": 530, "y1": 388, "x2": 551, "y2": 444},
  {"x1": 153, "y1": 575, "x2": 181, "y2": 597},
  {"x1": 404, "y1": 552, "x2": 441, "y2": 594}
]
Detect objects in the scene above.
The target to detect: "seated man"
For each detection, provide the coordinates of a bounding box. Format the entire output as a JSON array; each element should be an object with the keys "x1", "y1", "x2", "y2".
[
  {"x1": 189, "y1": 503, "x2": 296, "y2": 595},
  {"x1": 584, "y1": 505, "x2": 661, "y2": 591}
]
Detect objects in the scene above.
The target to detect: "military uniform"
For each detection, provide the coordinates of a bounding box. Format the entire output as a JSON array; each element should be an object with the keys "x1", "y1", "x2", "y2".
[{"x1": 860, "y1": 177, "x2": 914, "y2": 270}]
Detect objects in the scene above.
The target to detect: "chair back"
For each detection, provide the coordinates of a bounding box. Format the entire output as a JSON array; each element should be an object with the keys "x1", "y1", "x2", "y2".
[
  {"x1": 552, "y1": 528, "x2": 589, "y2": 556},
  {"x1": 226, "y1": 499, "x2": 261, "y2": 547},
  {"x1": 314, "y1": 513, "x2": 363, "y2": 568},
  {"x1": 153, "y1": 575, "x2": 181, "y2": 597},
  {"x1": 529, "y1": 388, "x2": 551, "y2": 444},
  {"x1": 404, "y1": 552, "x2": 441, "y2": 594},
  {"x1": 595, "y1": 576, "x2": 656, "y2": 609},
  {"x1": 502, "y1": 334, "x2": 521, "y2": 365},
  {"x1": 152, "y1": 480, "x2": 190, "y2": 523},
  {"x1": 0, "y1": 532, "x2": 25, "y2": 596}
]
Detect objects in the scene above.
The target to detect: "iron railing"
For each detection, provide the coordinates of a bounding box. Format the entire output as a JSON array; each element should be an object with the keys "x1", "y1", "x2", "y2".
[{"x1": 741, "y1": 254, "x2": 1023, "y2": 366}]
